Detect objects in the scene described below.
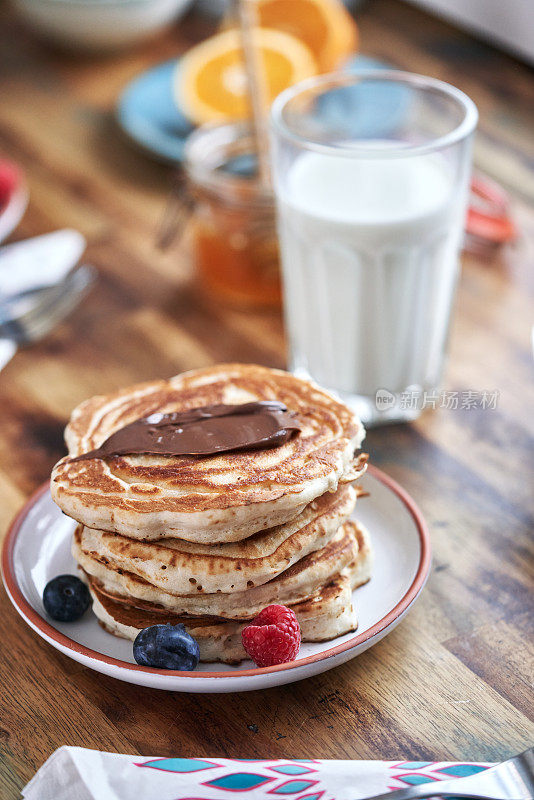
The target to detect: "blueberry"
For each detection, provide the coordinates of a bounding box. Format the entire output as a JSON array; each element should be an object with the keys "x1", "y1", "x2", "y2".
[
  {"x1": 133, "y1": 623, "x2": 200, "y2": 670},
  {"x1": 43, "y1": 574, "x2": 91, "y2": 622}
]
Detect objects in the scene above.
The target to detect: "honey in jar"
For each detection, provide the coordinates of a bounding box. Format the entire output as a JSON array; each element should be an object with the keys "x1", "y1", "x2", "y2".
[{"x1": 183, "y1": 123, "x2": 281, "y2": 307}]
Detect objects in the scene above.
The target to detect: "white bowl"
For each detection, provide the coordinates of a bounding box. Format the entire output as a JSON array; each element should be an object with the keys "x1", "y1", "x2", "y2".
[{"x1": 13, "y1": 0, "x2": 193, "y2": 52}]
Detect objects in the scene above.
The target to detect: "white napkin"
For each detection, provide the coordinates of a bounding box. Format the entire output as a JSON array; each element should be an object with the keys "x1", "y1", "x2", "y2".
[
  {"x1": 22, "y1": 749, "x2": 491, "y2": 800},
  {"x1": 0, "y1": 229, "x2": 85, "y2": 298}
]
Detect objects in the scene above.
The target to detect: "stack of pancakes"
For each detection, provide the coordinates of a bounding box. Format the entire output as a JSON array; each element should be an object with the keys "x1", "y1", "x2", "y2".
[{"x1": 51, "y1": 364, "x2": 372, "y2": 664}]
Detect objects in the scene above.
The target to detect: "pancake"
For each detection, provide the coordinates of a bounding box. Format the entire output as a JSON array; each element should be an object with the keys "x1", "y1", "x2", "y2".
[
  {"x1": 74, "y1": 483, "x2": 359, "y2": 595},
  {"x1": 51, "y1": 364, "x2": 366, "y2": 543},
  {"x1": 88, "y1": 556, "x2": 367, "y2": 663},
  {"x1": 78, "y1": 520, "x2": 372, "y2": 619}
]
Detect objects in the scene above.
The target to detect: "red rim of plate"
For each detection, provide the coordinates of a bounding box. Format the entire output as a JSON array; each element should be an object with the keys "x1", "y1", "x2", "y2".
[{"x1": 1, "y1": 464, "x2": 431, "y2": 680}]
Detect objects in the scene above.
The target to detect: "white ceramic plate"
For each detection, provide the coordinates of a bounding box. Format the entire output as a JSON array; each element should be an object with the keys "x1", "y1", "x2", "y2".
[{"x1": 2, "y1": 466, "x2": 430, "y2": 693}]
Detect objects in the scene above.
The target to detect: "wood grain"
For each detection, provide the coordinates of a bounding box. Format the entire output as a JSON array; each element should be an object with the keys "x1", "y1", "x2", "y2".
[{"x1": 0, "y1": 1, "x2": 533, "y2": 797}]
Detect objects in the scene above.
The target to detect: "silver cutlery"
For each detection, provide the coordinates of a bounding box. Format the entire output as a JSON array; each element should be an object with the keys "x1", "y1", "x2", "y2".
[
  {"x1": 0, "y1": 263, "x2": 96, "y2": 369},
  {"x1": 361, "y1": 748, "x2": 534, "y2": 800}
]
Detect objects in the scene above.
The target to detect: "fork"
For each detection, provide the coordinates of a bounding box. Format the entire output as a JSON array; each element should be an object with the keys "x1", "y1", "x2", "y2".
[
  {"x1": 0, "y1": 263, "x2": 96, "y2": 369},
  {"x1": 363, "y1": 748, "x2": 534, "y2": 800}
]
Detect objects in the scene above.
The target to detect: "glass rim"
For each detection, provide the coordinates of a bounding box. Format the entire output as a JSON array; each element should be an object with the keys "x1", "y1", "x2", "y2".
[
  {"x1": 270, "y1": 70, "x2": 478, "y2": 158},
  {"x1": 183, "y1": 121, "x2": 274, "y2": 205}
]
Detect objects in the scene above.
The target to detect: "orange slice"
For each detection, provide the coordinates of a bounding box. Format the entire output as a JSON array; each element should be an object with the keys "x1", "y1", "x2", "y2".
[
  {"x1": 256, "y1": 0, "x2": 358, "y2": 72},
  {"x1": 176, "y1": 27, "x2": 318, "y2": 126}
]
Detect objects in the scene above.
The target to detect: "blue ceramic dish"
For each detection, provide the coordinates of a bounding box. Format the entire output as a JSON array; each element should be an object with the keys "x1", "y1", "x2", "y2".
[{"x1": 116, "y1": 55, "x2": 404, "y2": 165}]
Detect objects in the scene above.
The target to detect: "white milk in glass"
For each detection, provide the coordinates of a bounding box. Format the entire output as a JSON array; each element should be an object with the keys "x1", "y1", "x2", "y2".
[{"x1": 277, "y1": 148, "x2": 464, "y2": 408}]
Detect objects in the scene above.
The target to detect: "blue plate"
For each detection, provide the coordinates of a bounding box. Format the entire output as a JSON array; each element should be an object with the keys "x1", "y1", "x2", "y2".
[
  {"x1": 117, "y1": 59, "x2": 194, "y2": 164},
  {"x1": 116, "y1": 55, "x2": 401, "y2": 165}
]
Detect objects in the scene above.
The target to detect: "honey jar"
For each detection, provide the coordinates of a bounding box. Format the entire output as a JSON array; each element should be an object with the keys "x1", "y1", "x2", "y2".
[{"x1": 183, "y1": 123, "x2": 281, "y2": 307}]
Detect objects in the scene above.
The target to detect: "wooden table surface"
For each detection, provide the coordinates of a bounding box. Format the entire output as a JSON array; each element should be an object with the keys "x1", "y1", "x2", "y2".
[{"x1": 0, "y1": 1, "x2": 533, "y2": 796}]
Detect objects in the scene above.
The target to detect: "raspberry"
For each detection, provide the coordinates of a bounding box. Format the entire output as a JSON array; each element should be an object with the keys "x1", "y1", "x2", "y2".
[
  {"x1": 0, "y1": 161, "x2": 20, "y2": 207},
  {"x1": 242, "y1": 604, "x2": 301, "y2": 667}
]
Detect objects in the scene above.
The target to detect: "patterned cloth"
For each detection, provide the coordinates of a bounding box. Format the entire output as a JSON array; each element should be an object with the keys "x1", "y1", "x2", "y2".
[{"x1": 22, "y1": 751, "x2": 491, "y2": 800}]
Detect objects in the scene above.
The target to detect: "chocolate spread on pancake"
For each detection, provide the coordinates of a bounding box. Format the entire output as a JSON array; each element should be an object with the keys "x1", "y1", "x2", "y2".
[{"x1": 71, "y1": 401, "x2": 301, "y2": 462}]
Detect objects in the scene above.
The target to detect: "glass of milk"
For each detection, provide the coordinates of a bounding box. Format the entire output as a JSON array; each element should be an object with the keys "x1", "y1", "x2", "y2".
[{"x1": 270, "y1": 71, "x2": 477, "y2": 425}]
